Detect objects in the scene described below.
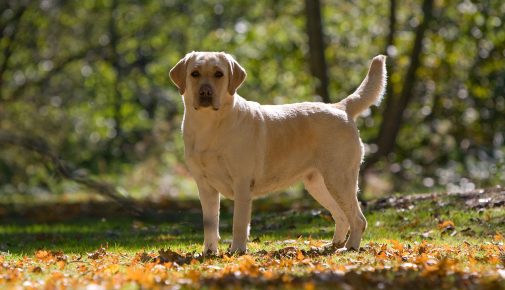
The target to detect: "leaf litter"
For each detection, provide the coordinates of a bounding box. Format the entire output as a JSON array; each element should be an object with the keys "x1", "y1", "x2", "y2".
[
  {"x1": 1, "y1": 237, "x2": 504, "y2": 289},
  {"x1": 1, "y1": 187, "x2": 504, "y2": 289}
]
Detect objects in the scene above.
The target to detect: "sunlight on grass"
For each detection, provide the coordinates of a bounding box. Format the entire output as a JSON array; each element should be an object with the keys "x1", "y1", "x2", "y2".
[{"x1": 1, "y1": 194, "x2": 504, "y2": 289}]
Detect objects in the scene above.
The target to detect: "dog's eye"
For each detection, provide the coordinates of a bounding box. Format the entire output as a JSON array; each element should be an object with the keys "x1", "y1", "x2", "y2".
[
  {"x1": 191, "y1": 71, "x2": 200, "y2": 78},
  {"x1": 214, "y1": 71, "x2": 224, "y2": 78}
]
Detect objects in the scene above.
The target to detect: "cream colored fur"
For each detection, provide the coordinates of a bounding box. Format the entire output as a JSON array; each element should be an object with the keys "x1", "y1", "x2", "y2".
[{"x1": 170, "y1": 52, "x2": 387, "y2": 254}]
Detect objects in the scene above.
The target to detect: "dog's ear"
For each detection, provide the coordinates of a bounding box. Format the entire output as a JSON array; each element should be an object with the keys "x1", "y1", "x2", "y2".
[
  {"x1": 170, "y1": 53, "x2": 193, "y2": 95},
  {"x1": 224, "y1": 53, "x2": 246, "y2": 95}
]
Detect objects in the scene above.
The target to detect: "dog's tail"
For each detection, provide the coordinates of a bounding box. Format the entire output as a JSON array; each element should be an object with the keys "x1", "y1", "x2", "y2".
[{"x1": 337, "y1": 55, "x2": 387, "y2": 120}]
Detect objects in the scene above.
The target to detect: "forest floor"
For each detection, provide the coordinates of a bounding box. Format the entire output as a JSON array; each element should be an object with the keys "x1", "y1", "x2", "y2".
[{"x1": 0, "y1": 186, "x2": 504, "y2": 289}]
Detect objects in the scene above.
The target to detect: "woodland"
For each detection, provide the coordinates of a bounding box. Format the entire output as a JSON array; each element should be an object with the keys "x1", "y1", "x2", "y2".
[{"x1": 0, "y1": 0, "x2": 504, "y2": 289}]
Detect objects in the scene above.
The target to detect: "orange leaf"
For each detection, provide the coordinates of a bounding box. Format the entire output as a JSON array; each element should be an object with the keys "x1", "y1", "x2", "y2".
[
  {"x1": 438, "y1": 220, "x2": 455, "y2": 229},
  {"x1": 417, "y1": 240, "x2": 429, "y2": 254},
  {"x1": 50, "y1": 271, "x2": 64, "y2": 280},
  {"x1": 263, "y1": 270, "x2": 277, "y2": 280},
  {"x1": 391, "y1": 240, "x2": 404, "y2": 252},
  {"x1": 190, "y1": 258, "x2": 199, "y2": 265},
  {"x1": 296, "y1": 250, "x2": 305, "y2": 261},
  {"x1": 415, "y1": 253, "x2": 429, "y2": 265},
  {"x1": 105, "y1": 263, "x2": 120, "y2": 274},
  {"x1": 494, "y1": 233, "x2": 504, "y2": 241},
  {"x1": 488, "y1": 255, "x2": 500, "y2": 264},
  {"x1": 87, "y1": 247, "x2": 107, "y2": 260},
  {"x1": 77, "y1": 264, "x2": 88, "y2": 273},
  {"x1": 375, "y1": 251, "x2": 388, "y2": 260},
  {"x1": 30, "y1": 266, "x2": 43, "y2": 273},
  {"x1": 468, "y1": 256, "x2": 477, "y2": 266},
  {"x1": 56, "y1": 260, "x2": 66, "y2": 270},
  {"x1": 303, "y1": 281, "x2": 316, "y2": 290},
  {"x1": 222, "y1": 254, "x2": 235, "y2": 262},
  {"x1": 35, "y1": 250, "x2": 50, "y2": 261},
  {"x1": 187, "y1": 269, "x2": 201, "y2": 283}
]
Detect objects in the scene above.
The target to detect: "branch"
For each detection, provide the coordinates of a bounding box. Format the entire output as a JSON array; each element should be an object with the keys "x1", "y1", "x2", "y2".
[
  {"x1": 3, "y1": 45, "x2": 103, "y2": 103},
  {"x1": 0, "y1": 4, "x2": 27, "y2": 99},
  {"x1": 0, "y1": 131, "x2": 144, "y2": 217}
]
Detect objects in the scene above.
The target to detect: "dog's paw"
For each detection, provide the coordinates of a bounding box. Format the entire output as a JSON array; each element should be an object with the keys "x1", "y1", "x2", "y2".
[
  {"x1": 336, "y1": 247, "x2": 348, "y2": 254},
  {"x1": 203, "y1": 248, "x2": 220, "y2": 257},
  {"x1": 336, "y1": 246, "x2": 364, "y2": 253},
  {"x1": 203, "y1": 243, "x2": 219, "y2": 256},
  {"x1": 229, "y1": 244, "x2": 247, "y2": 255},
  {"x1": 331, "y1": 240, "x2": 346, "y2": 249},
  {"x1": 227, "y1": 249, "x2": 247, "y2": 256}
]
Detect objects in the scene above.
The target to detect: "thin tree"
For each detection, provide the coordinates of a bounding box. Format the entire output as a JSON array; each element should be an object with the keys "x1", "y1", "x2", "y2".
[
  {"x1": 304, "y1": 0, "x2": 330, "y2": 103},
  {"x1": 109, "y1": 0, "x2": 123, "y2": 140},
  {"x1": 364, "y1": 0, "x2": 434, "y2": 171}
]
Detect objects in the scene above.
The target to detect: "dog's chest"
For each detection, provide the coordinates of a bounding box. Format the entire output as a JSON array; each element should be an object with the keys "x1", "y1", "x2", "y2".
[
  {"x1": 186, "y1": 145, "x2": 235, "y2": 197},
  {"x1": 189, "y1": 150, "x2": 224, "y2": 174}
]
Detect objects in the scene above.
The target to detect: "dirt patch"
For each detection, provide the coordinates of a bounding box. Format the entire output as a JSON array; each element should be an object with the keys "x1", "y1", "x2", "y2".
[
  {"x1": 368, "y1": 186, "x2": 505, "y2": 210},
  {"x1": 1, "y1": 186, "x2": 503, "y2": 222}
]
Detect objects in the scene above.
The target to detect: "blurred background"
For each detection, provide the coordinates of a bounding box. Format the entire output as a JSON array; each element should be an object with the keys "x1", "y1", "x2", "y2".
[{"x1": 0, "y1": 0, "x2": 504, "y2": 205}]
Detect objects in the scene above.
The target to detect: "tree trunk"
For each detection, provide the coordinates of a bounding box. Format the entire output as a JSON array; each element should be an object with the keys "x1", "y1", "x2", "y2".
[
  {"x1": 364, "y1": 0, "x2": 434, "y2": 170},
  {"x1": 304, "y1": 0, "x2": 330, "y2": 103},
  {"x1": 383, "y1": 0, "x2": 397, "y2": 104},
  {"x1": 109, "y1": 0, "x2": 123, "y2": 139},
  {"x1": 385, "y1": 0, "x2": 397, "y2": 54}
]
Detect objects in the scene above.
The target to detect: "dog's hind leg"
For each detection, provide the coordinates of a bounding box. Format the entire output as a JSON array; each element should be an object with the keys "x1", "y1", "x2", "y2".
[
  {"x1": 321, "y1": 166, "x2": 367, "y2": 250},
  {"x1": 303, "y1": 171, "x2": 349, "y2": 247}
]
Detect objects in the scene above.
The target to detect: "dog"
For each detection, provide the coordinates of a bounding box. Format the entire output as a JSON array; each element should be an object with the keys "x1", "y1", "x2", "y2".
[{"x1": 170, "y1": 52, "x2": 386, "y2": 254}]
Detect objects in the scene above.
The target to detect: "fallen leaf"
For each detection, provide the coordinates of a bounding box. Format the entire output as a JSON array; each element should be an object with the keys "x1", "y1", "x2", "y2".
[
  {"x1": 375, "y1": 251, "x2": 388, "y2": 261},
  {"x1": 438, "y1": 220, "x2": 455, "y2": 230},
  {"x1": 303, "y1": 281, "x2": 316, "y2": 290},
  {"x1": 391, "y1": 240, "x2": 404, "y2": 252},
  {"x1": 87, "y1": 247, "x2": 107, "y2": 260},
  {"x1": 297, "y1": 250, "x2": 305, "y2": 261},
  {"x1": 30, "y1": 266, "x2": 43, "y2": 273},
  {"x1": 56, "y1": 260, "x2": 66, "y2": 270},
  {"x1": 105, "y1": 263, "x2": 120, "y2": 274},
  {"x1": 157, "y1": 249, "x2": 184, "y2": 263},
  {"x1": 35, "y1": 250, "x2": 50, "y2": 261},
  {"x1": 134, "y1": 252, "x2": 153, "y2": 263}
]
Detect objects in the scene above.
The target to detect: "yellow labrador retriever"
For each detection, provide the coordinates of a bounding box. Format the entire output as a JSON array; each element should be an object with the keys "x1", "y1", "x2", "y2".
[{"x1": 170, "y1": 52, "x2": 386, "y2": 254}]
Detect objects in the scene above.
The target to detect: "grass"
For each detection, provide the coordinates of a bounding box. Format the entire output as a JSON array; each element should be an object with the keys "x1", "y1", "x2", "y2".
[{"x1": 0, "y1": 190, "x2": 504, "y2": 289}]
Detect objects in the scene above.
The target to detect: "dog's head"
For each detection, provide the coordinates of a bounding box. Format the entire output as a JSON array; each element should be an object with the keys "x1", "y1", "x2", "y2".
[{"x1": 170, "y1": 52, "x2": 246, "y2": 111}]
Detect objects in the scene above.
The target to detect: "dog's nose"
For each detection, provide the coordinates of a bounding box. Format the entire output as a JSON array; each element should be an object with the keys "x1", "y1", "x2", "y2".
[{"x1": 199, "y1": 84, "x2": 213, "y2": 97}]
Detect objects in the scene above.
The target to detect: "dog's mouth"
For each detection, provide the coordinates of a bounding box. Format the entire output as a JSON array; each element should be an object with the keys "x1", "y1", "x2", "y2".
[{"x1": 199, "y1": 96, "x2": 213, "y2": 108}]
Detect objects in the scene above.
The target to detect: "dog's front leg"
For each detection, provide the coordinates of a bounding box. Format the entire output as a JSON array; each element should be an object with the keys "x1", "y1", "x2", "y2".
[
  {"x1": 230, "y1": 181, "x2": 252, "y2": 253},
  {"x1": 197, "y1": 182, "x2": 220, "y2": 255}
]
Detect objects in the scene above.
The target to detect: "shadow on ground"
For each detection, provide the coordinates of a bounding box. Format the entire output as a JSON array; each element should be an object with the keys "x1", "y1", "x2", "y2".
[
  {"x1": 1, "y1": 186, "x2": 503, "y2": 254},
  {"x1": 0, "y1": 194, "x2": 332, "y2": 254}
]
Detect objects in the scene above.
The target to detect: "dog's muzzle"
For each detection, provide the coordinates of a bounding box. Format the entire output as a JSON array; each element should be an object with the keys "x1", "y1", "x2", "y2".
[{"x1": 198, "y1": 84, "x2": 213, "y2": 108}]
